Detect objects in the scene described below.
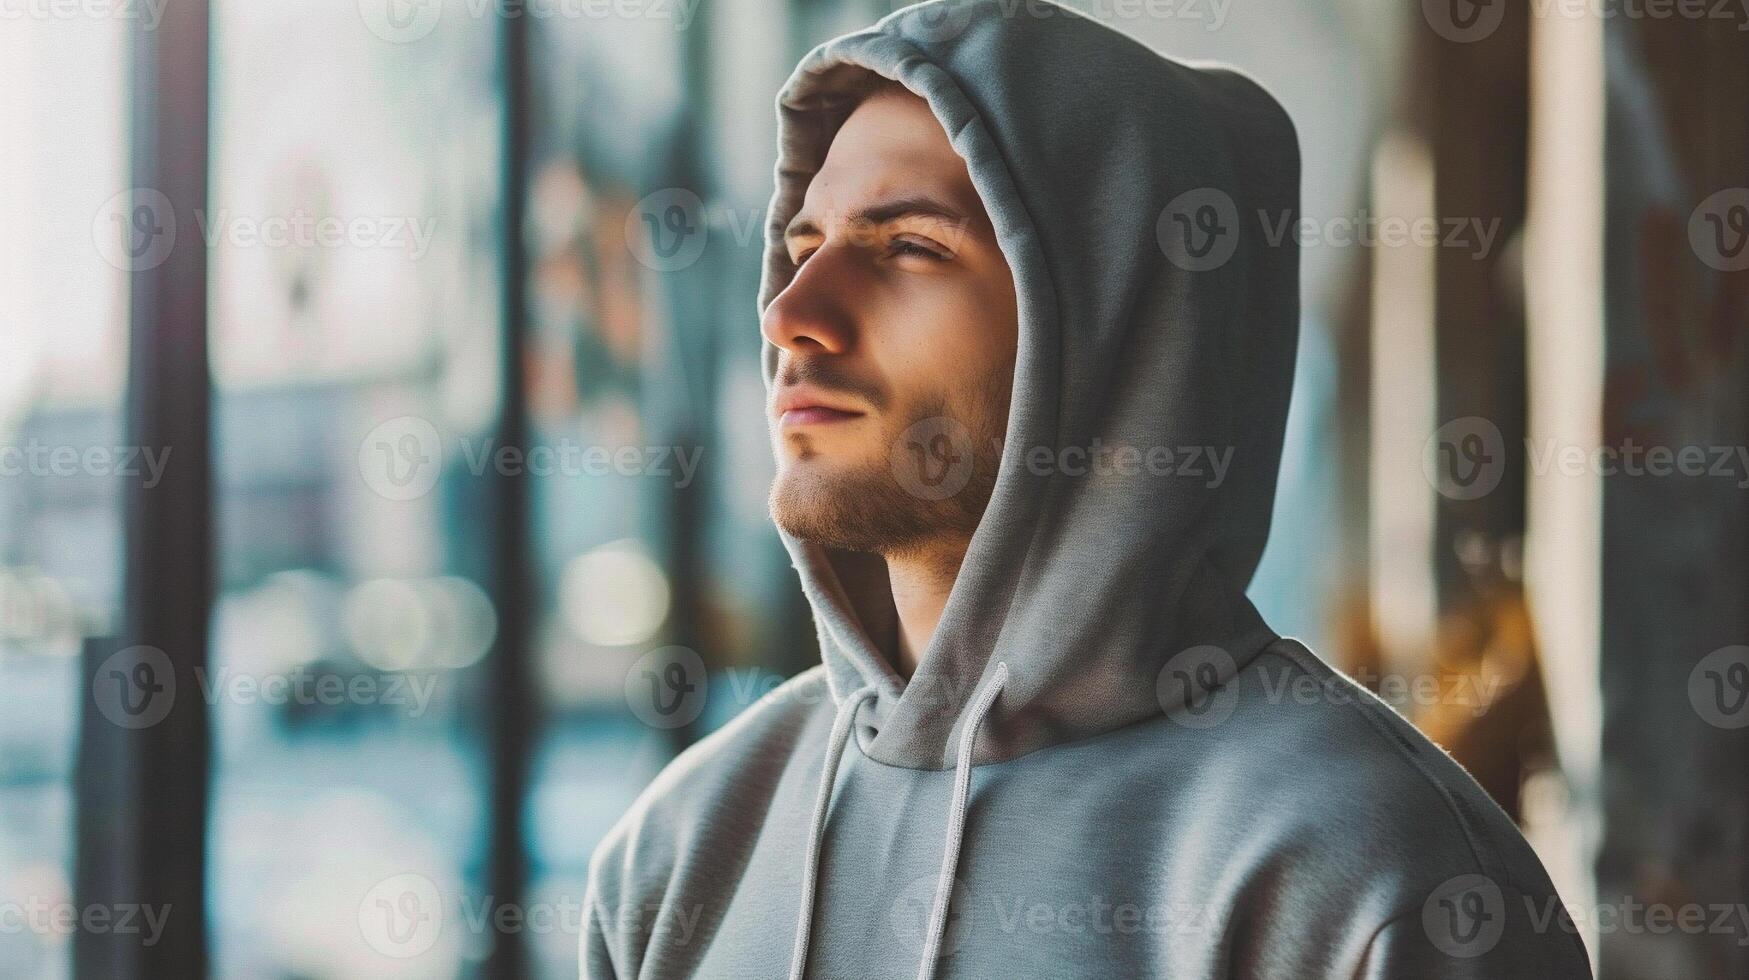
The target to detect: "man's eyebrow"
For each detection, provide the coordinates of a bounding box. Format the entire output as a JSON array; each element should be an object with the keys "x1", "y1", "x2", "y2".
[{"x1": 783, "y1": 195, "x2": 972, "y2": 241}]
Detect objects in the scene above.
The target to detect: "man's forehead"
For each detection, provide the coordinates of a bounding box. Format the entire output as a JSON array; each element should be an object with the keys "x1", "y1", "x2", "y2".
[
  {"x1": 829, "y1": 86, "x2": 955, "y2": 160},
  {"x1": 796, "y1": 166, "x2": 979, "y2": 223},
  {"x1": 802, "y1": 91, "x2": 977, "y2": 208}
]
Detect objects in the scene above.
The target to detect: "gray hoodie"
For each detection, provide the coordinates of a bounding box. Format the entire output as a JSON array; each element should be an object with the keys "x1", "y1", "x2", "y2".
[{"x1": 583, "y1": 1, "x2": 1594, "y2": 977}]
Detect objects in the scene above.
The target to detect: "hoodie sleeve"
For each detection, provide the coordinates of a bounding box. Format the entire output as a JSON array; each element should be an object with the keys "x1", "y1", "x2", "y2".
[
  {"x1": 1355, "y1": 884, "x2": 1593, "y2": 980},
  {"x1": 581, "y1": 861, "x2": 623, "y2": 980}
]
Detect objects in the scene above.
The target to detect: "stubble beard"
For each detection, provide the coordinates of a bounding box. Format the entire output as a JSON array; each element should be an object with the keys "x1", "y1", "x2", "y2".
[{"x1": 769, "y1": 381, "x2": 1009, "y2": 563}]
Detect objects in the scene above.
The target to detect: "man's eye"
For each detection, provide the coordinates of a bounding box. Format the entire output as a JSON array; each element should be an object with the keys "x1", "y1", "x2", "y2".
[
  {"x1": 793, "y1": 247, "x2": 817, "y2": 266},
  {"x1": 891, "y1": 238, "x2": 947, "y2": 261}
]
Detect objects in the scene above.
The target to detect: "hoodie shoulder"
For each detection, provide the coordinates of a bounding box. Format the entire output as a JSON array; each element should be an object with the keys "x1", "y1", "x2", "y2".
[
  {"x1": 585, "y1": 665, "x2": 833, "y2": 910},
  {"x1": 1146, "y1": 638, "x2": 1591, "y2": 974},
  {"x1": 1228, "y1": 638, "x2": 1548, "y2": 887}
]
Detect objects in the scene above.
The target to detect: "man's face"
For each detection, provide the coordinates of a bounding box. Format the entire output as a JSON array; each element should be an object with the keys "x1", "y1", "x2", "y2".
[{"x1": 765, "y1": 85, "x2": 1019, "y2": 562}]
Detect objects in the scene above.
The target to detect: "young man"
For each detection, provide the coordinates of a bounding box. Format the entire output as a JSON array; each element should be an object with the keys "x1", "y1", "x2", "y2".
[{"x1": 584, "y1": 1, "x2": 1593, "y2": 976}]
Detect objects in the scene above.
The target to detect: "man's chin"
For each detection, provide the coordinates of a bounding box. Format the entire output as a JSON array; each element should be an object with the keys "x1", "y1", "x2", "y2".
[{"x1": 768, "y1": 462, "x2": 921, "y2": 555}]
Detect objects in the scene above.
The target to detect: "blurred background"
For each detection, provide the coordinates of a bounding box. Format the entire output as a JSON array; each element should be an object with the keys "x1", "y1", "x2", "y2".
[{"x1": 1, "y1": 0, "x2": 1745, "y2": 977}]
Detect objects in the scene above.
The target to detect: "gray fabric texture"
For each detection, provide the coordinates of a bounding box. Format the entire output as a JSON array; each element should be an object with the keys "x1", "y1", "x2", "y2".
[{"x1": 583, "y1": 1, "x2": 1594, "y2": 976}]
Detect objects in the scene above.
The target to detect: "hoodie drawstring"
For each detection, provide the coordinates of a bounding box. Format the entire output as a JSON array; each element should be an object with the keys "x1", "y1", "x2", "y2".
[
  {"x1": 784, "y1": 663, "x2": 1010, "y2": 980},
  {"x1": 916, "y1": 660, "x2": 1006, "y2": 980},
  {"x1": 788, "y1": 684, "x2": 878, "y2": 980}
]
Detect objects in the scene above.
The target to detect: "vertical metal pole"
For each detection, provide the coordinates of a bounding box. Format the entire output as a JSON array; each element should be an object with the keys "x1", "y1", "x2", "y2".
[
  {"x1": 76, "y1": 0, "x2": 215, "y2": 976},
  {"x1": 1595, "y1": 13, "x2": 1749, "y2": 979},
  {"x1": 486, "y1": 2, "x2": 534, "y2": 976}
]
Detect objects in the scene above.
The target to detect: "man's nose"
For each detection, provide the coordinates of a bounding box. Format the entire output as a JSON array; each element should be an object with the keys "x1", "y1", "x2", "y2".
[{"x1": 761, "y1": 245, "x2": 857, "y2": 355}]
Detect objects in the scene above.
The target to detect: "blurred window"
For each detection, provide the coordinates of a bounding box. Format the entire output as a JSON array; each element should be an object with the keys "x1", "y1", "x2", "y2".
[
  {"x1": 208, "y1": 1, "x2": 502, "y2": 975},
  {"x1": 0, "y1": 15, "x2": 129, "y2": 980}
]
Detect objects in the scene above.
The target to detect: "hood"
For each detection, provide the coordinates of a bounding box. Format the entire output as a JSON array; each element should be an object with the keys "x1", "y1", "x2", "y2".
[{"x1": 758, "y1": 0, "x2": 1301, "y2": 773}]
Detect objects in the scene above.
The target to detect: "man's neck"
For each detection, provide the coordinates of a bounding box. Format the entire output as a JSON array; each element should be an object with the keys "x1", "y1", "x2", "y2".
[{"x1": 884, "y1": 539, "x2": 970, "y2": 679}]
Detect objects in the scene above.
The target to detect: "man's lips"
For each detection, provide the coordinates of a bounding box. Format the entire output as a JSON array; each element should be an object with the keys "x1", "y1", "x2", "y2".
[
  {"x1": 772, "y1": 385, "x2": 868, "y2": 428},
  {"x1": 778, "y1": 405, "x2": 864, "y2": 428}
]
